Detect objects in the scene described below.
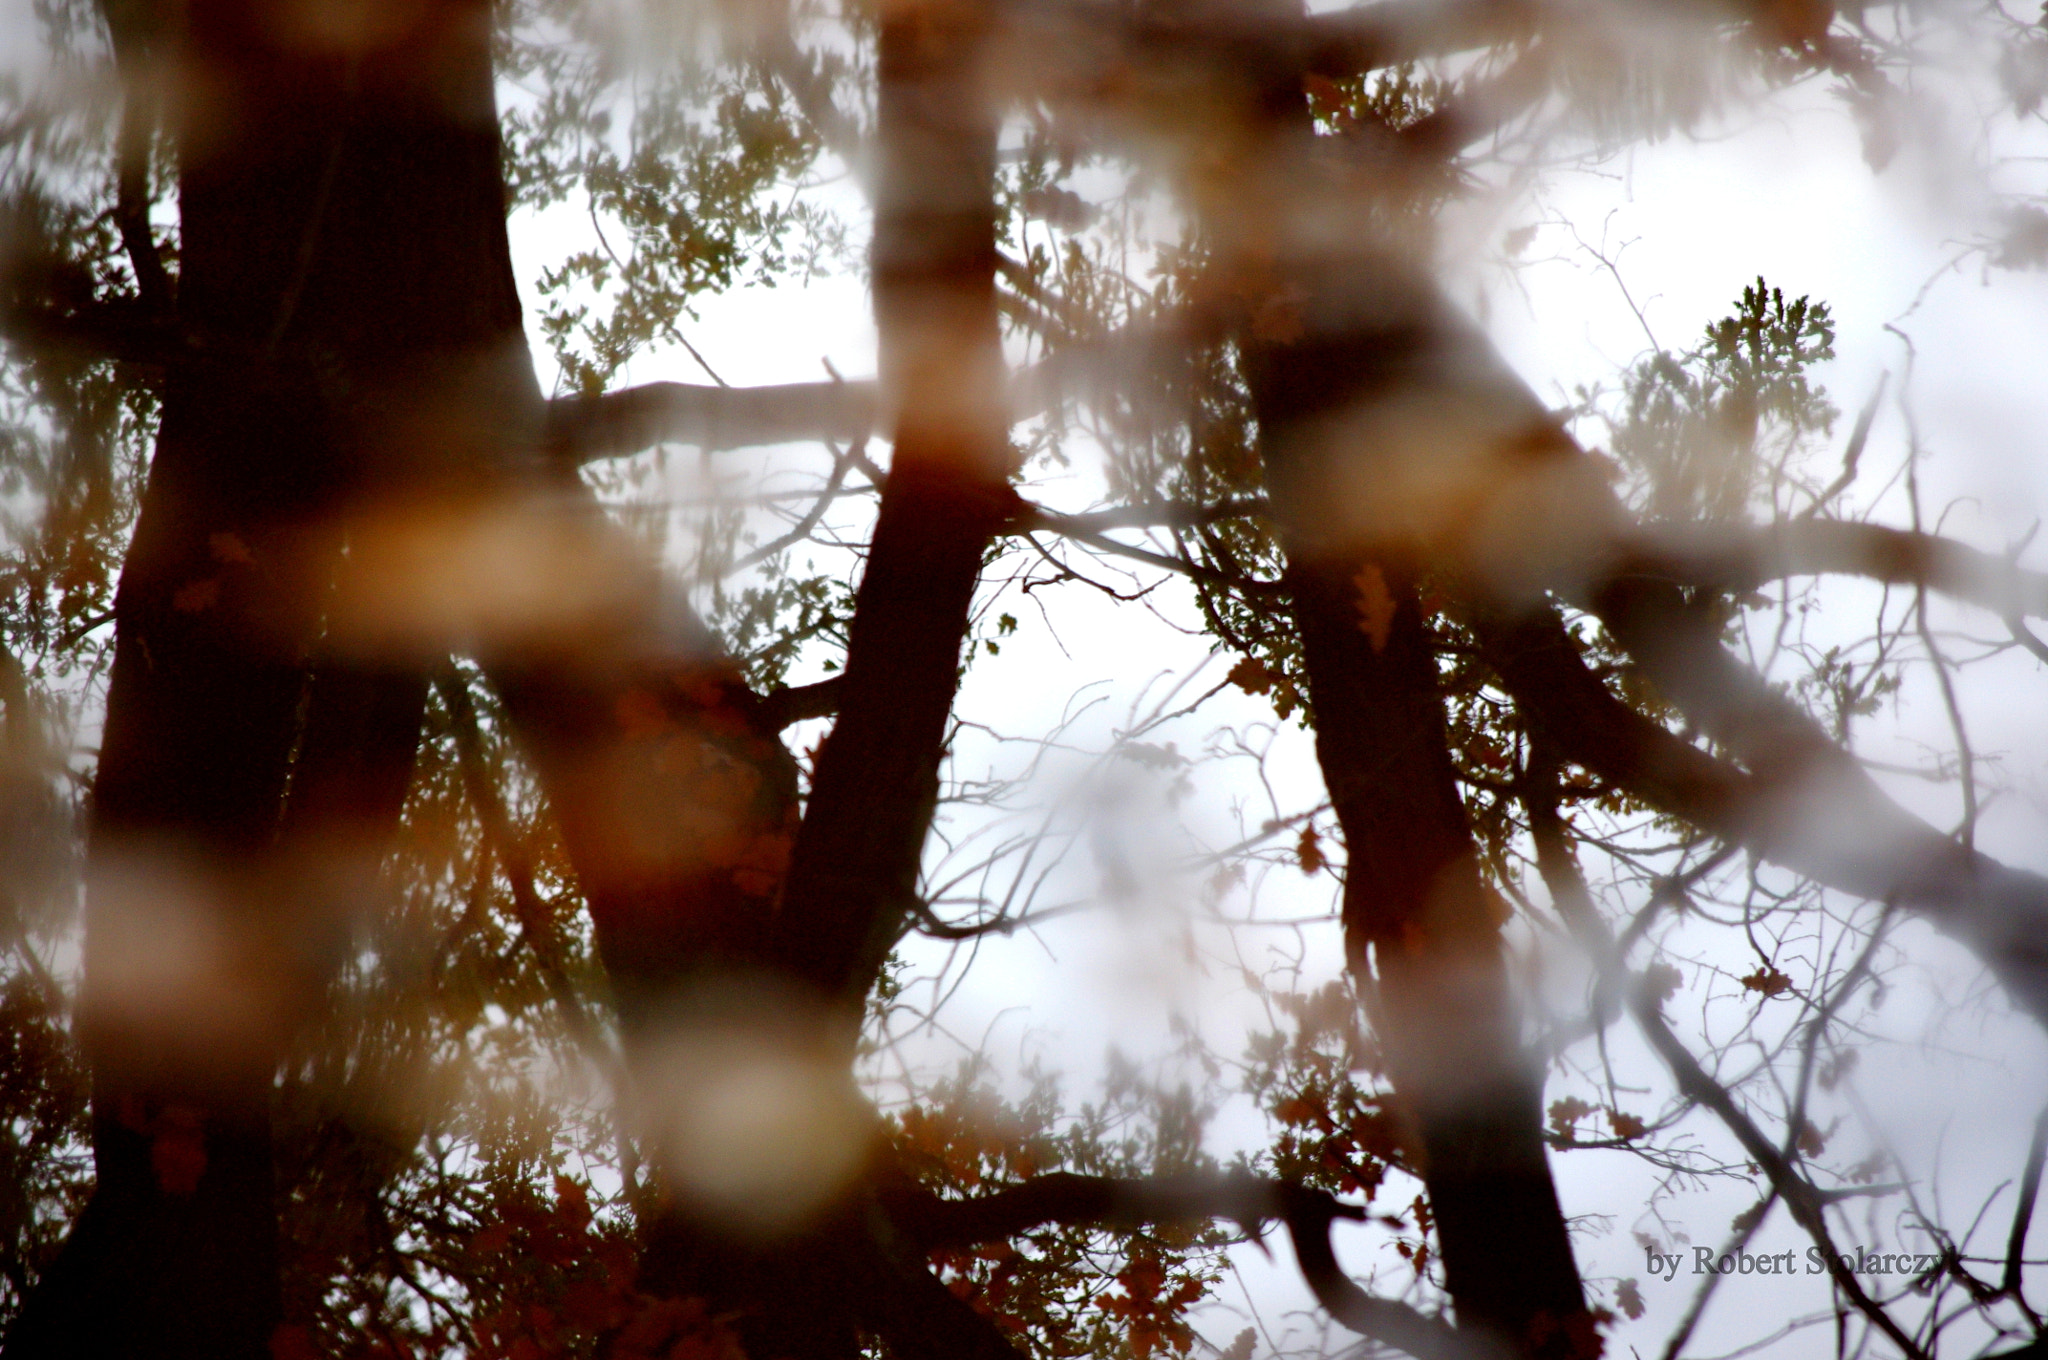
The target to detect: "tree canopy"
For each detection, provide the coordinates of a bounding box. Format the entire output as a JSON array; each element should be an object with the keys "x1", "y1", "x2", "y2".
[{"x1": 4, "y1": 1, "x2": 2048, "y2": 1359}]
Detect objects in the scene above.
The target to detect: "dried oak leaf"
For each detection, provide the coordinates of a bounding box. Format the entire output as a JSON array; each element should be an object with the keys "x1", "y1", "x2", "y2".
[
  {"x1": 1740, "y1": 965, "x2": 1794, "y2": 998},
  {"x1": 1352, "y1": 563, "x2": 1395, "y2": 653}
]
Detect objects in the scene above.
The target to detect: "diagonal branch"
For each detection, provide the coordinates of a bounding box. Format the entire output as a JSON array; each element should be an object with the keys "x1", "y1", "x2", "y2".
[
  {"x1": 435, "y1": 669, "x2": 608, "y2": 1053},
  {"x1": 1473, "y1": 601, "x2": 2048, "y2": 1028},
  {"x1": 103, "y1": 0, "x2": 175, "y2": 318},
  {"x1": 2004, "y1": 1106, "x2": 2048, "y2": 1304},
  {"x1": 764, "y1": 0, "x2": 1014, "y2": 1011}
]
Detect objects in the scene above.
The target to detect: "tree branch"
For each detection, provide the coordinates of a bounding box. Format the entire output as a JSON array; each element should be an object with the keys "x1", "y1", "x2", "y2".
[
  {"x1": 2004, "y1": 1105, "x2": 2048, "y2": 1302},
  {"x1": 1615, "y1": 518, "x2": 2048, "y2": 625},
  {"x1": 889, "y1": 1169, "x2": 1300, "y2": 1247},
  {"x1": 1474, "y1": 601, "x2": 2048, "y2": 1028},
  {"x1": 435, "y1": 669, "x2": 608, "y2": 1054},
  {"x1": 1280, "y1": 1190, "x2": 1487, "y2": 1360},
  {"x1": 543, "y1": 379, "x2": 877, "y2": 463},
  {"x1": 765, "y1": 0, "x2": 1013, "y2": 1012},
  {"x1": 758, "y1": 676, "x2": 845, "y2": 730},
  {"x1": 1021, "y1": 497, "x2": 1265, "y2": 535},
  {"x1": 849, "y1": 1220, "x2": 1029, "y2": 1360},
  {"x1": 0, "y1": 294, "x2": 177, "y2": 369},
  {"x1": 541, "y1": 320, "x2": 1184, "y2": 465},
  {"x1": 883, "y1": 1171, "x2": 1472, "y2": 1360},
  {"x1": 1629, "y1": 982, "x2": 1932, "y2": 1360}
]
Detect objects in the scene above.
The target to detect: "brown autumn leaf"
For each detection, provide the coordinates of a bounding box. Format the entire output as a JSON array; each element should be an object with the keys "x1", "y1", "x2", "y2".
[
  {"x1": 1296, "y1": 824, "x2": 1325, "y2": 875},
  {"x1": 1352, "y1": 564, "x2": 1395, "y2": 652},
  {"x1": 1226, "y1": 655, "x2": 1275, "y2": 695},
  {"x1": 1740, "y1": 965, "x2": 1795, "y2": 998}
]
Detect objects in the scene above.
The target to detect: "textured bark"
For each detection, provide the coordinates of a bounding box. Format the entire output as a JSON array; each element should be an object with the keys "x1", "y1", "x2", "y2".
[
  {"x1": 490, "y1": 9, "x2": 1019, "y2": 1360},
  {"x1": 4, "y1": 2, "x2": 521, "y2": 1353},
  {"x1": 641, "y1": 11, "x2": 1023, "y2": 1359},
  {"x1": 487, "y1": 588, "x2": 804, "y2": 1028}
]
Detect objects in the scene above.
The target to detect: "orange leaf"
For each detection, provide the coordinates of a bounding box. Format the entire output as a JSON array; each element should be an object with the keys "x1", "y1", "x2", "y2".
[{"x1": 1352, "y1": 564, "x2": 1395, "y2": 652}]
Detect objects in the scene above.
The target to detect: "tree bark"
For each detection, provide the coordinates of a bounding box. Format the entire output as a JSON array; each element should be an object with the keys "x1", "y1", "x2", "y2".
[
  {"x1": 485, "y1": 9, "x2": 1020, "y2": 1360},
  {"x1": 5, "y1": 1, "x2": 524, "y2": 1353},
  {"x1": 1244, "y1": 339, "x2": 1590, "y2": 1359}
]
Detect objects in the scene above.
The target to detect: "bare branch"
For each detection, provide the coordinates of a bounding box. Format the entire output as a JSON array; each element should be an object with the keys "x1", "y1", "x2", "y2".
[
  {"x1": 732, "y1": 436, "x2": 866, "y2": 572},
  {"x1": 544, "y1": 379, "x2": 877, "y2": 463},
  {"x1": 1475, "y1": 602, "x2": 2048, "y2": 1027},
  {"x1": 2005, "y1": 1106, "x2": 2048, "y2": 1302},
  {"x1": 890, "y1": 1169, "x2": 1299, "y2": 1247},
  {"x1": 758, "y1": 676, "x2": 844, "y2": 730},
  {"x1": 1282, "y1": 1190, "x2": 1490, "y2": 1360},
  {"x1": 435, "y1": 670, "x2": 609, "y2": 1055},
  {"x1": 1629, "y1": 981, "x2": 1932, "y2": 1360},
  {"x1": 1022, "y1": 497, "x2": 1265, "y2": 535},
  {"x1": 1616, "y1": 518, "x2": 2048, "y2": 625}
]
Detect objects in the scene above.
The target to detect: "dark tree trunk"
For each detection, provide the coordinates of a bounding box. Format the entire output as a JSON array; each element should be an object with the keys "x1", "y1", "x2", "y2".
[
  {"x1": 767, "y1": 0, "x2": 1016, "y2": 1013},
  {"x1": 1180, "y1": 12, "x2": 1592, "y2": 1355},
  {"x1": 5, "y1": 1, "x2": 526, "y2": 1353},
  {"x1": 1246, "y1": 351, "x2": 1592, "y2": 1356}
]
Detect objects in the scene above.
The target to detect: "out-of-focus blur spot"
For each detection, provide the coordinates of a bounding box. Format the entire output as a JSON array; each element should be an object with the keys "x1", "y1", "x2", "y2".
[
  {"x1": 83, "y1": 853, "x2": 293, "y2": 1080},
  {"x1": 631, "y1": 990, "x2": 872, "y2": 1237},
  {"x1": 269, "y1": 0, "x2": 434, "y2": 56},
  {"x1": 327, "y1": 495, "x2": 651, "y2": 658}
]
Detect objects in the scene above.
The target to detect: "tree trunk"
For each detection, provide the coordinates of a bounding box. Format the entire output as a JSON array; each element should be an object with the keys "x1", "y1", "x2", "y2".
[
  {"x1": 1249, "y1": 380, "x2": 1592, "y2": 1358},
  {"x1": 766, "y1": 0, "x2": 1016, "y2": 1013},
  {"x1": 5, "y1": 1, "x2": 525, "y2": 1353},
  {"x1": 1186, "y1": 14, "x2": 1593, "y2": 1356}
]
